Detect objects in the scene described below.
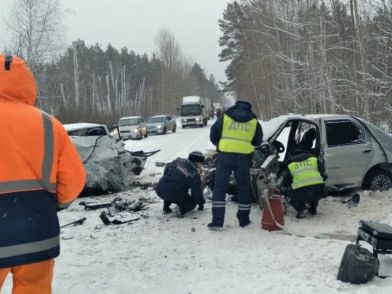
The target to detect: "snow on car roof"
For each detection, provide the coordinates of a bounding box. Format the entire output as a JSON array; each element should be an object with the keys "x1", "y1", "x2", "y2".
[
  {"x1": 261, "y1": 114, "x2": 355, "y2": 140},
  {"x1": 182, "y1": 96, "x2": 201, "y2": 104},
  {"x1": 64, "y1": 123, "x2": 107, "y2": 131}
]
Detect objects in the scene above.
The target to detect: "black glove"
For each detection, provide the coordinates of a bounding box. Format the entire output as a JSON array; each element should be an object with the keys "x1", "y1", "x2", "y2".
[{"x1": 198, "y1": 204, "x2": 204, "y2": 211}]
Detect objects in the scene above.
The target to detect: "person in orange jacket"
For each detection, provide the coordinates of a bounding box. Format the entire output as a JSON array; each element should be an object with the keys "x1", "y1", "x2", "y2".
[{"x1": 0, "y1": 55, "x2": 86, "y2": 294}]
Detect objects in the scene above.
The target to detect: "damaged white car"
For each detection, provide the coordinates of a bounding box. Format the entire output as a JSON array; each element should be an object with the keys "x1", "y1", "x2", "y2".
[
  {"x1": 64, "y1": 123, "x2": 159, "y2": 194},
  {"x1": 250, "y1": 114, "x2": 392, "y2": 202}
]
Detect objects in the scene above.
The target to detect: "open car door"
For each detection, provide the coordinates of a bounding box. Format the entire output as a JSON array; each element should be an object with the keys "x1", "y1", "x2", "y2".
[{"x1": 250, "y1": 117, "x2": 321, "y2": 208}]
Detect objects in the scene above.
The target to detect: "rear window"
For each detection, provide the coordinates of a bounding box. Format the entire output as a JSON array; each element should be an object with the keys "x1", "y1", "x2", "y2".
[
  {"x1": 325, "y1": 120, "x2": 364, "y2": 146},
  {"x1": 119, "y1": 118, "x2": 139, "y2": 126}
]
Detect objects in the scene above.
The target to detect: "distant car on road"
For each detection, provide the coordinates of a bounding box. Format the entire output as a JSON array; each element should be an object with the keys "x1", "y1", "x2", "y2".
[
  {"x1": 118, "y1": 116, "x2": 147, "y2": 140},
  {"x1": 147, "y1": 115, "x2": 177, "y2": 135}
]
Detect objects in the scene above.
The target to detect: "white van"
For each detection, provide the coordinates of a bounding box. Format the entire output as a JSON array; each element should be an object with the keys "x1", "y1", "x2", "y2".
[{"x1": 118, "y1": 116, "x2": 147, "y2": 140}]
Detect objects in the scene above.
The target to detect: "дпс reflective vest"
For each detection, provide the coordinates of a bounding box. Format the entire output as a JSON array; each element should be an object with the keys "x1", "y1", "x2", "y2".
[
  {"x1": 218, "y1": 114, "x2": 257, "y2": 154},
  {"x1": 288, "y1": 157, "x2": 324, "y2": 190}
]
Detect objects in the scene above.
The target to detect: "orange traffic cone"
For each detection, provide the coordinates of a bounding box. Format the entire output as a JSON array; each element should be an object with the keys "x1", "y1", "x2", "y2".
[{"x1": 261, "y1": 187, "x2": 284, "y2": 231}]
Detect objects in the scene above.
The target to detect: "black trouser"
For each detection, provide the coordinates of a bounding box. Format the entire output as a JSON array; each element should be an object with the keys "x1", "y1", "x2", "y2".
[
  {"x1": 212, "y1": 153, "x2": 252, "y2": 226},
  {"x1": 156, "y1": 180, "x2": 197, "y2": 214},
  {"x1": 289, "y1": 184, "x2": 325, "y2": 214}
]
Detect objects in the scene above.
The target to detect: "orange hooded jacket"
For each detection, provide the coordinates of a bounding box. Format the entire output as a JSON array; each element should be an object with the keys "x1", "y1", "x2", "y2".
[{"x1": 0, "y1": 55, "x2": 86, "y2": 268}]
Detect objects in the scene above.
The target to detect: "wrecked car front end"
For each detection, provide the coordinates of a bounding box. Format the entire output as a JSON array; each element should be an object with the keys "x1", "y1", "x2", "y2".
[{"x1": 64, "y1": 123, "x2": 158, "y2": 195}]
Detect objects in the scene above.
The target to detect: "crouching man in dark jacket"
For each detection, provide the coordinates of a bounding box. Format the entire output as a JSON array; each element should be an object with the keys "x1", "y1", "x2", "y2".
[
  {"x1": 155, "y1": 151, "x2": 206, "y2": 216},
  {"x1": 282, "y1": 149, "x2": 327, "y2": 218}
]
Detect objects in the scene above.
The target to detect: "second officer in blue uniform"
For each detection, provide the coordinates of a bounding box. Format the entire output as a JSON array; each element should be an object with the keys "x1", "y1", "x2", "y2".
[{"x1": 209, "y1": 101, "x2": 263, "y2": 229}]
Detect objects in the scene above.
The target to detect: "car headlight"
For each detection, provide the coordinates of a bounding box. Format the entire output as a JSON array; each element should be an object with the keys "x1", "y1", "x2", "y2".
[
  {"x1": 157, "y1": 125, "x2": 162, "y2": 129},
  {"x1": 196, "y1": 117, "x2": 201, "y2": 121},
  {"x1": 133, "y1": 128, "x2": 139, "y2": 133}
]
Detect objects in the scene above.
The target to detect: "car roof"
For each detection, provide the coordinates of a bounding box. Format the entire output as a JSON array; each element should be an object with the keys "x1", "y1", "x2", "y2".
[
  {"x1": 150, "y1": 115, "x2": 166, "y2": 118},
  {"x1": 64, "y1": 123, "x2": 107, "y2": 132},
  {"x1": 119, "y1": 116, "x2": 142, "y2": 120},
  {"x1": 275, "y1": 114, "x2": 355, "y2": 122}
]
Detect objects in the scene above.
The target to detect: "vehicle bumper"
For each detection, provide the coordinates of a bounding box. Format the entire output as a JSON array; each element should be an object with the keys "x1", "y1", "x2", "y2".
[
  {"x1": 182, "y1": 121, "x2": 204, "y2": 127},
  {"x1": 120, "y1": 132, "x2": 141, "y2": 139},
  {"x1": 147, "y1": 128, "x2": 164, "y2": 134}
]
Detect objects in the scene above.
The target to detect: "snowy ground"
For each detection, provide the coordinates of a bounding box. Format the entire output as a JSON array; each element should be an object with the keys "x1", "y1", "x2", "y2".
[{"x1": 3, "y1": 120, "x2": 392, "y2": 294}]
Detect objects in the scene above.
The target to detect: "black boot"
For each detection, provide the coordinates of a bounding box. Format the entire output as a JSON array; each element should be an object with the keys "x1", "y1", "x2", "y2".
[
  {"x1": 296, "y1": 208, "x2": 306, "y2": 219},
  {"x1": 207, "y1": 222, "x2": 224, "y2": 230},
  {"x1": 239, "y1": 219, "x2": 251, "y2": 227},
  {"x1": 163, "y1": 201, "x2": 172, "y2": 214},
  {"x1": 308, "y1": 206, "x2": 317, "y2": 216}
]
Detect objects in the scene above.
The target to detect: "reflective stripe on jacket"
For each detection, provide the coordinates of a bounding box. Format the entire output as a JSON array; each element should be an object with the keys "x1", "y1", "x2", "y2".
[
  {"x1": 0, "y1": 55, "x2": 86, "y2": 268},
  {"x1": 218, "y1": 114, "x2": 257, "y2": 154},
  {"x1": 288, "y1": 157, "x2": 324, "y2": 190}
]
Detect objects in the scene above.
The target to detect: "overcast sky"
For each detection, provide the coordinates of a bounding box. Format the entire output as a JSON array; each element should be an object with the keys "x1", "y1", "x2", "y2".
[{"x1": 0, "y1": 0, "x2": 232, "y2": 82}]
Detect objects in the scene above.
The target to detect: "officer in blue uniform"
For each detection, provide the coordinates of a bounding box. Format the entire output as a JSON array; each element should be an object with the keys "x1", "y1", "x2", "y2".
[
  {"x1": 155, "y1": 151, "x2": 205, "y2": 216},
  {"x1": 209, "y1": 101, "x2": 263, "y2": 229}
]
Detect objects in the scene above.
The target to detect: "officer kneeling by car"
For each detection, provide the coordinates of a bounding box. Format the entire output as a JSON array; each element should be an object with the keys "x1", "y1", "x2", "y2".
[
  {"x1": 282, "y1": 148, "x2": 327, "y2": 219},
  {"x1": 155, "y1": 151, "x2": 205, "y2": 216}
]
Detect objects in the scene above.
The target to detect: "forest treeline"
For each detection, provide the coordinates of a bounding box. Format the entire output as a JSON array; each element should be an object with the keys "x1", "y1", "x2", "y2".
[
  {"x1": 219, "y1": 0, "x2": 392, "y2": 127},
  {"x1": 35, "y1": 37, "x2": 224, "y2": 125}
]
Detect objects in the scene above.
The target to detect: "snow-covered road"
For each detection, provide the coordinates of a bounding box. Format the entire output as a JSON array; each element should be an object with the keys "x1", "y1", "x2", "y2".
[
  {"x1": 3, "y1": 120, "x2": 392, "y2": 294},
  {"x1": 124, "y1": 120, "x2": 216, "y2": 175}
]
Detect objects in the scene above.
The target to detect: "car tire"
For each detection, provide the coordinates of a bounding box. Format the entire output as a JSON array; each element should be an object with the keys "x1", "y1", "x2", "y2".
[
  {"x1": 182, "y1": 125, "x2": 186, "y2": 129},
  {"x1": 144, "y1": 132, "x2": 148, "y2": 138},
  {"x1": 163, "y1": 127, "x2": 167, "y2": 135},
  {"x1": 172, "y1": 125, "x2": 176, "y2": 133},
  {"x1": 363, "y1": 169, "x2": 392, "y2": 191}
]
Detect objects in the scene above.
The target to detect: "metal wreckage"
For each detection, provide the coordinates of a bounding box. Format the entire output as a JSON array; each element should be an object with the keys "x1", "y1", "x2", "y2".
[{"x1": 64, "y1": 123, "x2": 159, "y2": 195}]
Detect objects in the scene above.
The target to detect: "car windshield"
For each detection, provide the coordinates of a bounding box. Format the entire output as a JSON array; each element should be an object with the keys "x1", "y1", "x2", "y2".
[
  {"x1": 148, "y1": 117, "x2": 165, "y2": 123},
  {"x1": 119, "y1": 118, "x2": 139, "y2": 126},
  {"x1": 181, "y1": 105, "x2": 201, "y2": 116}
]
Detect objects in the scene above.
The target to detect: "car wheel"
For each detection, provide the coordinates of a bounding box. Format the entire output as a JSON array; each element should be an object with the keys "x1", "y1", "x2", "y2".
[
  {"x1": 182, "y1": 125, "x2": 186, "y2": 129},
  {"x1": 163, "y1": 127, "x2": 167, "y2": 134},
  {"x1": 172, "y1": 125, "x2": 176, "y2": 133},
  {"x1": 363, "y1": 170, "x2": 392, "y2": 191},
  {"x1": 144, "y1": 131, "x2": 148, "y2": 138}
]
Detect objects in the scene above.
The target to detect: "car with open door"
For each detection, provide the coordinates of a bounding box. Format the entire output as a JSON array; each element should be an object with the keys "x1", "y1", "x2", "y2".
[{"x1": 250, "y1": 115, "x2": 392, "y2": 203}]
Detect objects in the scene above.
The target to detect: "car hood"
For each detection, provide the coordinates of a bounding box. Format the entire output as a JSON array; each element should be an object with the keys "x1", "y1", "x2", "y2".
[{"x1": 356, "y1": 117, "x2": 392, "y2": 163}]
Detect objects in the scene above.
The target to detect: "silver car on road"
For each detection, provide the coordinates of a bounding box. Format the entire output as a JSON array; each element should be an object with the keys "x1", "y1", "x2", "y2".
[
  {"x1": 118, "y1": 116, "x2": 148, "y2": 140},
  {"x1": 146, "y1": 115, "x2": 177, "y2": 135}
]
